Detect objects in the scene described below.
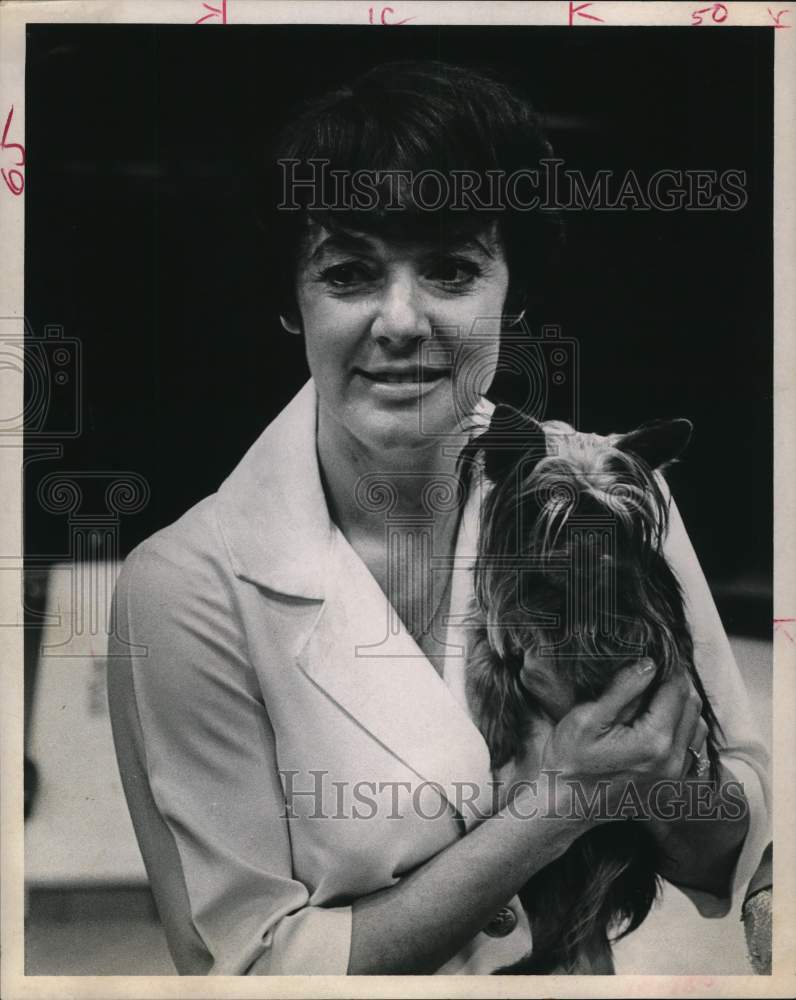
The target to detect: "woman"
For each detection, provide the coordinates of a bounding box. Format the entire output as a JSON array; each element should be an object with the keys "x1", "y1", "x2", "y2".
[{"x1": 107, "y1": 61, "x2": 770, "y2": 976}]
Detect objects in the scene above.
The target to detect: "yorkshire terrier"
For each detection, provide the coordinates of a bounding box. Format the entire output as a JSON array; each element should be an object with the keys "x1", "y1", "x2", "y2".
[{"x1": 459, "y1": 404, "x2": 723, "y2": 974}]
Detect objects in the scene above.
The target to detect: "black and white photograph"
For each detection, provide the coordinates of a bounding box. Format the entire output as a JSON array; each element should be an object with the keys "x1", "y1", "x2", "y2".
[{"x1": 2, "y1": 1, "x2": 793, "y2": 995}]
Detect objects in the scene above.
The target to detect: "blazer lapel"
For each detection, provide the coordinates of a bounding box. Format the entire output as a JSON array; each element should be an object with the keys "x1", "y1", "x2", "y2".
[
  {"x1": 296, "y1": 517, "x2": 494, "y2": 822},
  {"x1": 216, "y1": 379, "x2": 496, "y2": 821}
]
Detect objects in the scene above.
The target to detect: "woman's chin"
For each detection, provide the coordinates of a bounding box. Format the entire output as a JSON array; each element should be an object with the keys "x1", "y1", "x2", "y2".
[
  {"x1": 351, "y1": 401, "x2": 464, "y2": 456},
  {"x1": 363, "y1": 419, "x2": 452, "y2": 455}
]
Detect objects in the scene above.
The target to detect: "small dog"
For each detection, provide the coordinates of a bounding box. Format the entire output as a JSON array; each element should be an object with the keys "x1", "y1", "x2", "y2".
[{"x1": 459, "y1": 404, "x2": 723, "y2": 974}]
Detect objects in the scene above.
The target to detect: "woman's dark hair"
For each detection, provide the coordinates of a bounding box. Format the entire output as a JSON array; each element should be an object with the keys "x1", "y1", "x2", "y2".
[{"x1": 263, "y1": 60, "x2": 564, "y2": 320}]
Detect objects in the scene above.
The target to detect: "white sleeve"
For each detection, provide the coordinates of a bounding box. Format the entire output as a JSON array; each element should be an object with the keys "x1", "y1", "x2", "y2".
[
  {"x1": 660, "y1": 477, "x2": 772, "y2": 918},
  {"x1": 107, "y1": 537, "x2": 353, "y2": 975}
]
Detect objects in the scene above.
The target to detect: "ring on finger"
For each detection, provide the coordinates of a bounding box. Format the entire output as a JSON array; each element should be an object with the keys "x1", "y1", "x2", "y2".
[{"x1": 687, "y1": 743, "x2": 710, "y2": 777}]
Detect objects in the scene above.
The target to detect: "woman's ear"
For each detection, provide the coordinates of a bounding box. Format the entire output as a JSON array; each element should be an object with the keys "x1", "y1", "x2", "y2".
[
  {"x1": 614, "y1": 418, "x2": 693, "y2": 470},
  {"x1": 279, "y1": 313, "x2": 302, "y2": 336}
]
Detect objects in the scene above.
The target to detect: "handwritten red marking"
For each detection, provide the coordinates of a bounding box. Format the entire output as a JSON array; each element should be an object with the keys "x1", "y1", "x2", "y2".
[
  {"x1": 1, "y1": 105, "x2": 25, "y2": 196},
  {"x1": 691, "y1": 3, "x2": 728, "y2": 24},
  {"x1": 195, "y1": 0, "x2": 227, "y2": 24},
  {"x1": 768, "y1": 7, "x2": 791, "y2": 27},
  {"x1": 774, "y1": 617, "x2": 796, "y2": 643},
  {"x1": 368, "y1": 6, "x2": 416, "y2": 24},
  {"x1": 568, "y1": 1, "x2": 604, "y2": 25}
]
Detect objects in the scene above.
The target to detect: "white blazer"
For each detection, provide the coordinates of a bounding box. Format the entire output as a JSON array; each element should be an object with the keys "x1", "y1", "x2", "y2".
[{"x1": 107, "y1": 379, "x2": 770, "y2": 976}]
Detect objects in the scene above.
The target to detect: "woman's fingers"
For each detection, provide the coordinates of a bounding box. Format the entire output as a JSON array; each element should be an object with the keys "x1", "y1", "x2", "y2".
[
  {"x1": 582, "y1": 658, "x2": 658, "y2": 731},
  {"x1": 694, "y1": 716, "x2": 709, "y2": 755},
  {"x1": 541, "y1": 664, "x2": 713, "y2": 805},
  {"x1": 669, "y1": 680, "x2": 703, "y2": 771},
  {"x1": 594, "y1": 669, "x2": 699, "y2": 780},
  {"x1": 632, "y1": 669, "x2": 693, "y2": 759}
]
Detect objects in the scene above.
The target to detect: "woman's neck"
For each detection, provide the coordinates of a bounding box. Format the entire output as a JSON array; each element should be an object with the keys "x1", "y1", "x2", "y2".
[
  {"x1": 316, "y1": 403, "x2": 472, "y2": 664},
  {"x1": 316, "y1": 406, "x2": 467, "y2": 544}
]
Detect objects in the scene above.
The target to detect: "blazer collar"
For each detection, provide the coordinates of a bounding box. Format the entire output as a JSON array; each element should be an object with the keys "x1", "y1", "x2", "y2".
[
  {"x1": 216, "y1": 379, "x2": 494, "y2": 601},
  {"x1": 216, "y1": 380, "x2": 333, "y2": 598}
]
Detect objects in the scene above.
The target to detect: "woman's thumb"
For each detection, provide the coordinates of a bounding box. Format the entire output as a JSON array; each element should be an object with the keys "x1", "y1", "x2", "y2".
[{"x1": 589, "y1": 658, "x2": 657, "y2": 727}]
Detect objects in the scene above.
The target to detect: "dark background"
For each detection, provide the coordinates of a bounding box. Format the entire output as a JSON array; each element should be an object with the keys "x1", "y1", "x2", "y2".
[{"x1": 24, "y1": 24, "x2": 773, "y2": 635}]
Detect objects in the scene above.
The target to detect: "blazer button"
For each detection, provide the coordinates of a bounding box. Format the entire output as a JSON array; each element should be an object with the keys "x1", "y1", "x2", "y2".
[{"x1": 483, "y1": 906, "x2": 518, "y2": 938}]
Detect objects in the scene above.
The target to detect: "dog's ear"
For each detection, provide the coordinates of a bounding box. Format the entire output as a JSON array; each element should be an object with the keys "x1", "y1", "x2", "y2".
[
  {"x1": 614, "y1": 418, "x2": 693, "y2": 471},
  {"x1": 472, "y1": 403, "x2": 548, "y2": 483}
]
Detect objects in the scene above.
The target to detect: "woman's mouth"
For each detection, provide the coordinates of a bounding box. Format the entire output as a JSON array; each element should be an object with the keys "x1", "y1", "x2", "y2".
[
  {"x1": 356, "y1": 366, "x2": 448, "y2": 384},
  {"x1": 353, "y1": 366, "x2": 450, "y2": 400}
]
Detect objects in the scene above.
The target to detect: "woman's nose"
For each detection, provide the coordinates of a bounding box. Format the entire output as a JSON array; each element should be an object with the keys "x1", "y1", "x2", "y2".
[{"x1": 370, "y1": 270, "x2": 431, "y2": 348}]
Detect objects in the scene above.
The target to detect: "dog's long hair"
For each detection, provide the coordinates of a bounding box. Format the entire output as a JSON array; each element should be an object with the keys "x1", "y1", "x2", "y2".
[{"x1": 458, "y1": 404, "x2": 723, "y2": 973}]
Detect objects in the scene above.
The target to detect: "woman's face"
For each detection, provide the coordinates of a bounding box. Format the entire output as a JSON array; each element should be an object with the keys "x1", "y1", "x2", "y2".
[{"x1": 290, "y1": 222, "x2": 511, "y2": 454}]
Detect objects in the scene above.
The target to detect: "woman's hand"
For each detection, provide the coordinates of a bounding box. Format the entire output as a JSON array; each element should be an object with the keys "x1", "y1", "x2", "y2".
[
  {"x1": 522, "y1": 659, "x2": 750, "y2": 900},
  {"x1": 535, "y1": 659, "x2": 705, "y2": 822}
]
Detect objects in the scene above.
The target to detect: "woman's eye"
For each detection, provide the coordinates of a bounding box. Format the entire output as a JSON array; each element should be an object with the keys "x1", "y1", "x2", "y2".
[
  {"x1": 320, "y1": 262, "x2": 374, "y2": 288},
  {"x1": 426, "y1": 258, "x2": 479, "y2": 287}
]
